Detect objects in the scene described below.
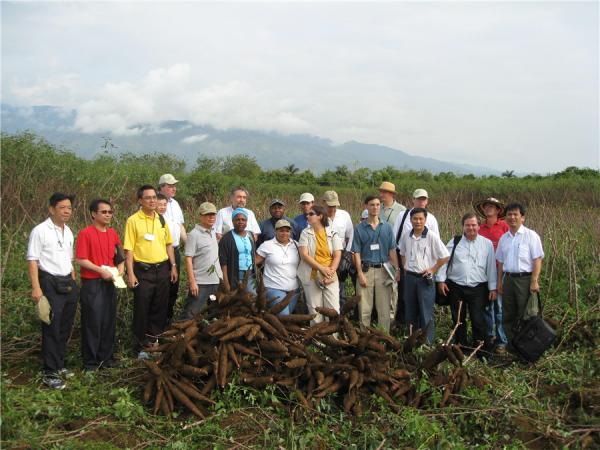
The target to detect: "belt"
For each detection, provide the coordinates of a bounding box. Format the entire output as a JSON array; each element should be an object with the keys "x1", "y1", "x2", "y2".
[
  {"x1": 405, "y1": 270, "x2": 424, "y2": 277},
  {"x1": 505, "y1": 272, "x2": 532, "y2": 278},
  {"x1": 39, "y1": 270, "x2": 72, "y2": 279},
  {"x1": 135, "y1": 260, "x2": 169, "y2": 270},
  {"x1": 364, "y1": 263, "x2": 384, "y2": 268}
]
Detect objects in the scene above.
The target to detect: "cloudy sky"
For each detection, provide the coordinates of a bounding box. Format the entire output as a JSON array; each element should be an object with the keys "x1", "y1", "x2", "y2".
[{"x1": 2, "y1": 1, "x2": 598, "y2": 172}]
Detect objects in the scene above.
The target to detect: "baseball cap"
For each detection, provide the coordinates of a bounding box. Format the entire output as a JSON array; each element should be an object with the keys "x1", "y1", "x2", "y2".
[
  {"x1": 413, "y1": 189, "x2": 429, "y2": 199},
  {"x1": 198, "y1": 202, "x2": 217, "y2": 215},
  {"x1": 275, "y1": 219, "x2": 292, "y2": 229},
  {"x1": 298, "y1": 193, "x2": 315, "y2": 203},
  {"x1": 323, "y1": 191, "x2": 340, "y2": 207},
  {"x1": 269, "y1": 199, "x2": 285, "y2": 207},
  {"x1": 159, "y1": 174, "x2": 179, "y2": 185}
]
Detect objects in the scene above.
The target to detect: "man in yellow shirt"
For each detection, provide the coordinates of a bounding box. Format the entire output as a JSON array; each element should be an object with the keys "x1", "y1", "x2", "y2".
[{"x1": 124, "y1": 185, "x2": 177, "y2": 359}]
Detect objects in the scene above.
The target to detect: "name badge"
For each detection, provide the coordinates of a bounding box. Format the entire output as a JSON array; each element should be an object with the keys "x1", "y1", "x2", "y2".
[
  {"x1": 370, "y1": 243, "x2": 380, "y2": 251},
  {"x1": 144, "y1": 233, "x2": 155, "y2": 241}
]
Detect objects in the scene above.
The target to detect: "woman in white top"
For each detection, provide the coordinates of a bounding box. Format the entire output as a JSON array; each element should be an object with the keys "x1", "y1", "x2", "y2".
[
  {"x1": 297, "y1": 205, "x2": 343, "y2": 324},
  {"x1": 256, "y1": 219, "x2": 300, "y2": 316}
]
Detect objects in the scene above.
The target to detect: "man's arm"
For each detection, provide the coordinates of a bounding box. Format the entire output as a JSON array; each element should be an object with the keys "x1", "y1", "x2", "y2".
[
  {"x1": 530, "y1": 257, "x2": 542, "y2": 293},
  {"x1": 167, "y1": 244, "x2": 178, "y2": 283},
  {"x1": 179, "y1": 224, "x2": 188, "y2": 245},
  {"x1": 497, "y1": 262, "x2": 504, "y2": 296},
  {"x1": 185, "y1": 256, "x2": 197, "y2": 297},
  {"x1": 353, "y1": 252, "x2": 367, "y2": 287},
  {"x1": 28, "y1": 260, "x2": 43, "y2": 303},
  {"x1": 76, "y1": 258, "x2": 114, "y2": 280},
  {"x1": 388, "y1": 248, "x2": 401, "y2": 282},
  {"x1": 126, "y1": 250, "x2": 137, "y2": 288}
]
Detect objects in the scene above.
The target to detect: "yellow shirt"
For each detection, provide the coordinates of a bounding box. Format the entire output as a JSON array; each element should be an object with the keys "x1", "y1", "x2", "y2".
[
  {"x1": 311, "y1": 228, "x2": 333, "y2": 279},
  {"x1": 123, "y1": 210, "x2": 173, "y2": 263}
]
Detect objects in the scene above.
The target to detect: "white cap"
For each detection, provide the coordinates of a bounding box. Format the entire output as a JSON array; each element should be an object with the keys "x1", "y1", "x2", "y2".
[
  {"x1": 159, "y1": 174, "x2": 179, "y2": 185},
  {"x1": 413, "y1": 188, "x2": 429, "y2": 199},
  {"x1": 298, "y1": 193, "x2": 314, "y2": 203}
]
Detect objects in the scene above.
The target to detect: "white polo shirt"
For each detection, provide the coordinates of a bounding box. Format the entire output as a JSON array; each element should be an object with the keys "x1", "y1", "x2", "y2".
[
  {"x1": 215, "y1": 206, "x2": 261, "y2": 235},
  {"x1": 329, "y1": 209, "x2": 354, "y2": 251},
  {"x1": 398, "y1": 227, "x2": 449, "y2": 273},
  {"x1": 256, "y1": 238, "x2": 299, "y2": 291},
  {"x1": 164, "y1": 197, "x2": 184, "y2": 247},
  {"x1": 393, "y1": 208, "x2": 440, "y2": 243},
  {"x1": 27, "y1": 218, "x2": 74, "y2": 276},
  {"x1": 496, "y1": 225, "x2": 544, "y2": 273}
]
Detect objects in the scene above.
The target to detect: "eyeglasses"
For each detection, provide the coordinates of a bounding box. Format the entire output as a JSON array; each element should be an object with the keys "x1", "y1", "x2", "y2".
[
  {"x1": 98, "y1": 210, "x2": 114, "y2": 215},
  {"x1": 142, "y1": 195, "x2": 157, "y2": 200},
  {"x1": 307, "y1": 211, "x2": 317, "y2": 216}
]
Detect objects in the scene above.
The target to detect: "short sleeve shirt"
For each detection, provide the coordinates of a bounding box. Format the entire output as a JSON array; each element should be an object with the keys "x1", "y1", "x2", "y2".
[
  {"x1": 75, "y1": 225, "x2": 122, "y2": 279},
  {"x1": 123, "y1": 210, "x2": 173, "y2": 264},
  {"x1": 164, "y1": 198, "x2": 184, "y2": 247},
  {"x1": 184, "y1": 225, "x2": 222, "y2": 284},
  {"x1": 496, "y1": 225, "x2": 544, "y2": 273},
  {"x1": 351, "y1": 221, "x2": 395, "y2": 264},
  {"x1": 215, "y1": 206, "x2": 261, "y2": 235},
  {"x1": 256, "y1": 238, "x2": 299, "y2": 291},
  {"x1": 479, "y1": 219, "x2": 509, "y2": 251},
  {"x1": 27, "y1": 218, "x2": 74, "y2": 276},
  {"x1": 398, "y1": 227, "x2": 450, "y2": 272}
]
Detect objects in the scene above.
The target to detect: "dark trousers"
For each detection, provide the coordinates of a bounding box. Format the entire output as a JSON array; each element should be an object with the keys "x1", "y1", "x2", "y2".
[
  {"x1": 39, "y1": 271, "x2": 78, "y2": 374},
  {"x1": 166, "y1": 248, "x2": 181, "y2": 322},
  {"x1": 132, "y1": 261, "x2": 170, "y2": 352},
  {"x1": 447, "y1": 280, "x2": 489, "y2": 347},
  {"x1": 502, "y1": 274, "x2": 532, "y2": 343},
  {"x1": 80, "y1": 278, "x2": 117, "y2": 369},
  {"x1": 403, "y1": 272, "x2": 435, "y2": 344},
  {"x1": 179, "y1": 284, "x2": 219, "y2": 320}
]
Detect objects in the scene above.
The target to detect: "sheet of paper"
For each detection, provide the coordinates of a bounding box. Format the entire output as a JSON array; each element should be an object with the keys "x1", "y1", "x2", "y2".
[{"x1": 102, "y1": 265, "x2": 127, "y2": 288}]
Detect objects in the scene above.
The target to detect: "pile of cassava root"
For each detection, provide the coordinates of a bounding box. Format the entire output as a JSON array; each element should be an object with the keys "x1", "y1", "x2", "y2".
[{"x1": 140, "y1": 280, "x2": 490, "y2": 419}]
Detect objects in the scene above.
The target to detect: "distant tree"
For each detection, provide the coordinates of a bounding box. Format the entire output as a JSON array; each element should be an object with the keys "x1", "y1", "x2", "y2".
[
  {"x1": 222, "y1": 154, "x2": 262, "y2": 178},
  {"x1": 502, "y1": 170, "x2": 516, "y2": 178},
  {"x1": 194, "y1": 155, "x2": 224, "y2": 173},
  {"x1": 334, "y1": 165, "x2": 350, "y2": 178},
  {"x1": 284, "y1": 164, "x2": 300, "y2": 175}
]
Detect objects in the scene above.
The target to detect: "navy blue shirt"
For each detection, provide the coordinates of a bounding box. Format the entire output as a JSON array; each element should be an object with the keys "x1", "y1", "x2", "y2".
[
  {"x1": 351, "y1": 220, "x2": 395, "y2": 264},
  {"x1": 258, "y1": 216, "x2": 300, "y2": 248},
  {"x1": 293, "y1": 213, "x2": 309, "y2": 234}
]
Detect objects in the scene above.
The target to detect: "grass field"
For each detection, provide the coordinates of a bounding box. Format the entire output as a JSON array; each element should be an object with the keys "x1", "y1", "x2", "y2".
[{"x1": 1, "y1": 133, "x2": 599, "y2": 448}]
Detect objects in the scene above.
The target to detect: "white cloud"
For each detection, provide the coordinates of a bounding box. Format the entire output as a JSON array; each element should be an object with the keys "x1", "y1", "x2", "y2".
[{"x1": 181, "y1": 134, "x2": 208, "y2": 144}]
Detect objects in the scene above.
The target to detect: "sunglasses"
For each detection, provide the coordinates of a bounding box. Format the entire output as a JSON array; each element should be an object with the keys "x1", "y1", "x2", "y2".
[
  {"x1": 97, "y1": 210, "x2": 114, "y2": 215},
  {"x1": 307, "y1": 211, "x2": 317, "y2": 216}
]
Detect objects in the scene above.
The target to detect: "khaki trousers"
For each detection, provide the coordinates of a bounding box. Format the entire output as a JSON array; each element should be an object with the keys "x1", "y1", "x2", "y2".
[
  {"x1": 303, "y1": 278, "x2": 340, "y2": 325},
  {"x1": 358, "y1": 267, "x2": 393, "y2": 332}
]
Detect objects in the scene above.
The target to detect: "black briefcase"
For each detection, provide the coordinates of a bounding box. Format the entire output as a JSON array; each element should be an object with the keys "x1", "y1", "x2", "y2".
[{"x1": 512, "y1": 295, "x2": 556, "y2": 362}]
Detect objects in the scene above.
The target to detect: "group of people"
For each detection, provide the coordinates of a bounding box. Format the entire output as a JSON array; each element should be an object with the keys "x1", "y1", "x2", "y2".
[{"x1": 27, "y1": 176, "x2": 544, "y2": 390}]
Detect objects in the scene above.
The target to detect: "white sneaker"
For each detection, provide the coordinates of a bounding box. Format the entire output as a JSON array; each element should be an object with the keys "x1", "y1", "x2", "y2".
[
  {"x1": 43, "y1": 375, "x2": 66, "y2": 390},
  {"x1": 137, "y1": 351, "x2": 151, "y2": 360},
  {"x1": 57, "y1": 368, "x2": 75, "y2": 379}
]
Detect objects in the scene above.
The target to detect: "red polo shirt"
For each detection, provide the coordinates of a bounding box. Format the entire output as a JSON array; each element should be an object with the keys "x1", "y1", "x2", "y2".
[
  {"x1": 75, "y1": 225, "x2": 122, "y2": 279},
  {"x1": 479, "y1": 219, "x2": 509, "y2": 251}
]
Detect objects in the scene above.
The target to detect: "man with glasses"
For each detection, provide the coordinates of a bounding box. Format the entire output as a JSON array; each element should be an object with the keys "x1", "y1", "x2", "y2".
[
  {"x1": 75, "y1": 199, "x2": 124, "y2": 371},
  {"x1": 124, "y1": 185, "x2": 177, "y2": 359},
  {"x1": 215, "y1": 187, "x2": 261, "y2": 241},
  {"x1": 27, "y1": 192, "x2": 78, "y2": 390}
]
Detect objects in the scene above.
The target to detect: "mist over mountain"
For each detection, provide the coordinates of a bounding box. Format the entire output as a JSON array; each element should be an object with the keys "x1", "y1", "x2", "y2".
[{"x1": 1, "y1": 104, "x2": 498, "y2": 175}]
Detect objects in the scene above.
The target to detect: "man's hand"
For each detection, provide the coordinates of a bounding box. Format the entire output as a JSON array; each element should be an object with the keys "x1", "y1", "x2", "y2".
[
  {"x1": 497, "y1": 281, "x2": 503, "y2": 296},
  {"x1": 170, "y1": 266, "x2": 178, "y2": 283},
  {"x1": 489, "y1": 290, "x2": 498, "y2": 301},
  {"x1": 394, "y1": 269, "x2": 401, "y2": 282},
  {"x1": 530, "y1": 279, "x2": 540, "y2": 293},
  {"x1": 189, "y1": 279, "x2": 198, "y2": 297},
  {"x1": 437, "y1": 282, "x2": 449, "y2": 296},
  {"x1": 100, "y1": 268, "x2": 114, "y2": 281},
  {"x1": 31, "y1": 287, "x2": 43, "y2": 303},
  {"x1": 127, "y1": 273, "x2": 139, "y2": 289},
  {"x1": 358, "y1": 272, "x2": 367, "y2": 288}
]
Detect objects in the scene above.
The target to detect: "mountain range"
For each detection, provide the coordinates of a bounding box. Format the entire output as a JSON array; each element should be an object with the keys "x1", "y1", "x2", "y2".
[{"x1": 1, "y1": 104, "x2": 498, "y2": 175}]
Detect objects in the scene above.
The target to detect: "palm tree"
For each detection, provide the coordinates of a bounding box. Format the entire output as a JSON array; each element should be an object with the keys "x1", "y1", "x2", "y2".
[{"x1": 284, "y1": 164, "x2": 299, "y2": 175}]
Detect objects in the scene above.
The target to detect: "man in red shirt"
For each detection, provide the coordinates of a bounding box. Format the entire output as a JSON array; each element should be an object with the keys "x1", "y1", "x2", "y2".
[
  {"x1": 475, "y1": 197, "x2": 509, "y2": 354},
  {"x1": 75, "y1": 199, "x2": 124, "y2": 370}
]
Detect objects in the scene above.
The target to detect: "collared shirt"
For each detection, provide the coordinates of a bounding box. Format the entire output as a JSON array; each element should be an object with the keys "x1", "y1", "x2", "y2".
[
  {"x1": 329, "y1": 209, "x2": 354, "y2": 251},
  {"x1": 164, "y1": 197, "x2": 184, "y2": 247},
  {"x1": 256, "y1": 238, "x2": 300, "y2": 291},
  {"x1": 297, "y1": 226, "x2": 343, "y2": 284},
  {"x1": 479, "y1": 219, "x2": 509, "y2": 251},
  {"x1": 258, "y1": 216, "x2": 300, "y2": 247},
  {"x1": 185, "y1": 224, "x2": 222, "y2": 284},
  {"x1": 123, "y1": 210, "x2": 173, "y2": 264},
  {"x1": 75, "y1": 225, "x2": 121, "y2": 279},
  {"x1": 393, "y1": 208, "x2": 440, "y2": 246},
  {"x1": 293, "y1": 213, "x2": 309, "y2": 233},
  {"x1": 436, "y1": 234, "x2": 497, "y2": 290},
  {"x1": 27, "y1": 217, "x2": 74, "y2": 276},
  {"x1": 232, "y1": 232, "x2": 253, "y2": 270},
  {"x1": 351, "y1": 220, "x2": 395, "y2": 264},
  {"x1": 398, "y1": 227, "x2": 449, "y2": 273},
  {"x1": 496, "y1": 225, "x2": 544, "y2": 273},
  {"x1": 215, "y1": 206, "x2": 261, "y2": 235},
  {"x1": 379, "y1": 201, "x2": 407, "y2": 226}
]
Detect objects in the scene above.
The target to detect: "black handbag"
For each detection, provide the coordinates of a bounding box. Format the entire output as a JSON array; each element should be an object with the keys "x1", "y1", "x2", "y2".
[
  {"x1": 512, "y1": 293, "x2": 556, "y2": 362},
  {"x1": 435, "y1": 235, "x2": 462, "y2": 306},
  {"x1": 337, "y1": 250, "x2": 356, "y2": 282},
  {"x1": 54, "y1": 276, "x2": 76, "y2": 295}
]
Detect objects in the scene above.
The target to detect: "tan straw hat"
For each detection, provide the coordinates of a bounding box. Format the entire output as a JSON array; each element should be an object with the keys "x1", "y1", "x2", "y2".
[
  {"x1": 36, "y1": 295, "x2": 52, "y2": 325},
  {"x1": 474, "y1": 197, "x2": 506, "y2": 218},
  {"x1": 378, "y1": 181, "x2": 396, "y2": 194}
]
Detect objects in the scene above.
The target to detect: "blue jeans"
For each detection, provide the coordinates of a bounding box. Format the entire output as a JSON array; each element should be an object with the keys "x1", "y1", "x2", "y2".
[
  {"x1": 237, "y1": 270, "x2": 257, "y2": 296},
  {"x1": 484, "y1": 295, "x2": 508, "y2": 346},
  {"x1": 266, "y1": 288, "x2": 299, "y2": 316},
  {"x1": 403, "y1": 272, "x2": 436, "y2": 344}
]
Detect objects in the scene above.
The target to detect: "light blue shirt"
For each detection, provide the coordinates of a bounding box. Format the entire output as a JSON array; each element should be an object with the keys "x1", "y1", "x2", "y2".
[
  {"x1": 233, "y1": 232, "x2": 253, "y2": 271},
  {"x1": 436, "y1": 234, "x2": 497, "y2": 290}
]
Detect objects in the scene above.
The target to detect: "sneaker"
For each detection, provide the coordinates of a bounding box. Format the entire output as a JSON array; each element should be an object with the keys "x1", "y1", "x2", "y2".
[
  {"x1": 137, "y1": 351, "x2": 151, "y2": 360},
  {"x1": 495, "y1": 345, "x2": 507, "y2": 355},
  {"x1": 43, "y1": 375, "x2": 66, "y2": 390},
  {"x1": 57, "y1": 368, "x2": 75, "y2": 379}
]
